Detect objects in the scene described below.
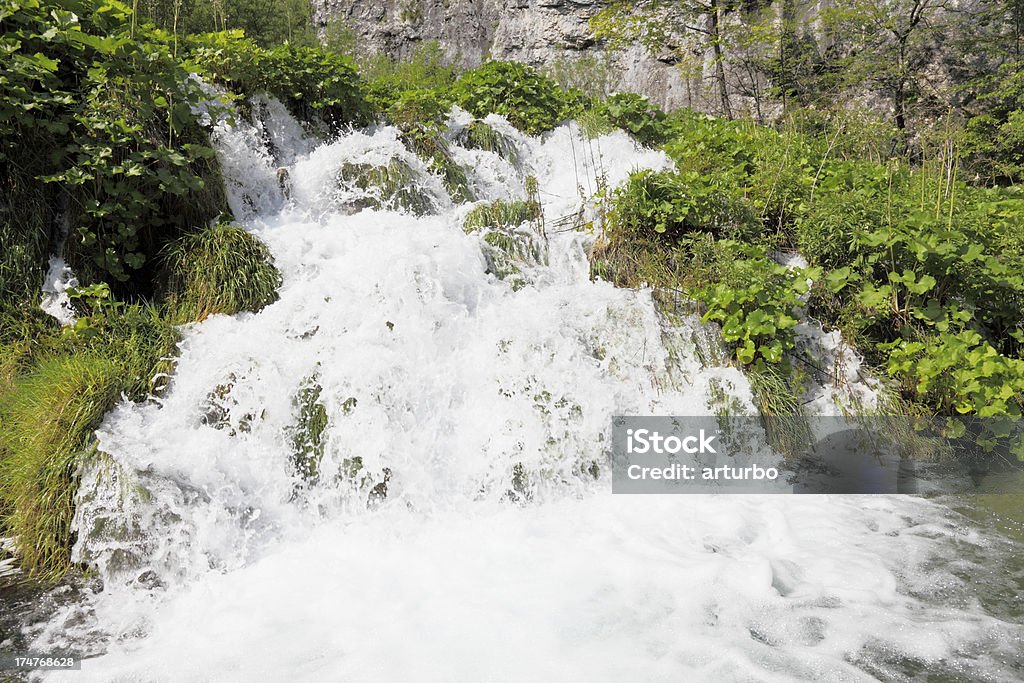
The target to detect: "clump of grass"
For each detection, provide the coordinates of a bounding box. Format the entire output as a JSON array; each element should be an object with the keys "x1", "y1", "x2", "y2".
[
  {"x1": 576, "y1": 108, "x2": 616, "y2": 140},
  {"x1": 401, "y1": 132, "x2": 474, "y2": 203},
  {"x1": 0, "y1": 306, "x2": 61, "y2": 392},
  {"x1": 457, "y1": 120, "x2": 519, "y2": 164},
  {"x1": 463, "y1": 199, "x2": 541, "y2": 233},
  {"x1": 0, "y1": 354, "x2": 122, "y2": 582},
  {"x1": 162, "y1": 222, "x2": 282, "y2": 323},
  {"x1": 748, "y1": 362, "x2": 813, "y2": 458},
  {"x1": 338, "y1": 160, "x2": 436, "y2": 215}
]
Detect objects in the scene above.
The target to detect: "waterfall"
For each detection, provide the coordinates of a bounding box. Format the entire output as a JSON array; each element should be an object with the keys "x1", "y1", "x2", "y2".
[{"x1": 31, "y1": 97, "x2": 1022, "y2": 681}]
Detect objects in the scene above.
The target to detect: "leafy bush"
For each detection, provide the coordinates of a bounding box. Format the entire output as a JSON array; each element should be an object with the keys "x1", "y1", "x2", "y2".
[
  {"x1": 362, "y1": 40, "x2": 458, "y2": 116},
  {"x1": 450, "y1": 61, "x2": 570, "y2": 135},
  {"x1": 799, "y1": 159, "x2": 1024, "y2": 415},
  {"x1": 697, "y1": 243, "x2": 809, "y2": 365},
  {"x1": 597, "y1": 93, "x2": 669, "y2": 146},
  {"x1": 962, "y1": 61, "x2": 1024, "y2": 185},
  {"x1": 162, "y1": 222, "x2": 282, "y2": 323},
  {"x1": 663, "y1": 112, "x2": 819, "y2": 238},
  {"x1": 188, "y1": 31, "x2": 370, "y2": 129},
  {"x1": 386, "y1": 90, "x2": 451, "y2": 133},
  {"x1": 1, "y1": 0, "x2": 230, "y2": 293},
  {"x1": 796, "y1": 161, "x2": 902, "y2": 269},
  {"x1": 607, "y1": 169, "x2": 756, "y2": 242},
  {"x1": 886, "y1": 331, "x2": 1024, "y2": 417}
]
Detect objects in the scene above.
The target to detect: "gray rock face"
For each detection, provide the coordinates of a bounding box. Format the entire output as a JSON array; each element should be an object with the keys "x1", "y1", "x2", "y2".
[
  {"x1": 311, "y1": 0, "x2": 706, "y2": 111},
  {"x1": 313, "y1": 0, "x2": 965, "y2": 122}
]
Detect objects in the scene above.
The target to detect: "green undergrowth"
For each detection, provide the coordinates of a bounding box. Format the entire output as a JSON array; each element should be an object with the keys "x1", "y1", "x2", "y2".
[
  {"x1": 0, "y1": 297, "x2": 181, "y2": 581},
  {"x1": 0, "y1": 222, "x2": 281, "y2": 581},
  {"x1": 449, "y1": 61, "x2": 581, "y2": 135},
  {"x1": 0, "y1": 354, "x2": 121, "y2": 582},
  {"x1": 187, "y1": 30, "x2": 370, "y2": 130},
  {"x1": 1, "y1": 0, "x2": 232, "y2": 300},
  {"x1": 594, "y1": 104, "x2": 1024, "y2": 421}
]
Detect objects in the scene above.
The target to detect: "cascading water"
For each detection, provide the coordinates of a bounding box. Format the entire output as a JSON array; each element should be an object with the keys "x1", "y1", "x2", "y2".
[{"x1": 30, "y1": 98, "x2": 1024, "y2": 681}]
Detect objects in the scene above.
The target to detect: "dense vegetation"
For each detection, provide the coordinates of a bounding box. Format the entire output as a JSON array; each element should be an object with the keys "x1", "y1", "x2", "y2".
[
  {"x1": 2, "y1": 0, "x2": 1023, "y2": 581},
  {"x1": 592, "y1": 110, "x2": 1024, "y2": 420}
]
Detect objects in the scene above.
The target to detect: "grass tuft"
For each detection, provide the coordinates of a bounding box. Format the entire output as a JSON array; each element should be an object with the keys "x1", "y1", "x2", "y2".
[
  {"x1": 457, "y1": 120, "x2": 520, "y2": 164},
  {"x1": 463, "y1": 199, "x2": 541, "y2": 233},
  {"x1": 162, "y1": 222, "x2": 282, "y2": 323}
]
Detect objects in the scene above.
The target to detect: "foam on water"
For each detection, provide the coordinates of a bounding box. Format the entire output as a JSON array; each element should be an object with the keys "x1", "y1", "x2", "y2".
[{"x1": 34, "y1": 98, "x2": 1023, "y2": 681}]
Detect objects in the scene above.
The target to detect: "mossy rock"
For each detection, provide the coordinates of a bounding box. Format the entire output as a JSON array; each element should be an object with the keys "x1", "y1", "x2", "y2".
[
  {"x1": 400, "y1": 131, "x2": 474, "y2": 204},
  {"x1": 476, "y1": 227, "x2": 547, "y2": 290},
  {"x1": 288, "y1": 377, "x2": 328, "y2": 485},
  {"x1": 337, "y1": 159, "x2": 436, "y2": 215}
]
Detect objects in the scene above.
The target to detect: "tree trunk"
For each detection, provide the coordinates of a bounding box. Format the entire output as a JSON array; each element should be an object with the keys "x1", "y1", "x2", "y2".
[{"x1": 709, "y1": 0, "x2": 733, "y2": 118}]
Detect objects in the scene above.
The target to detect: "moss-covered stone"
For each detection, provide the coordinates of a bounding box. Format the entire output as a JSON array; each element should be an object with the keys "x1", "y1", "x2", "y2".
[
  {"x1": 401, "y1": 131, "x2": 474, "y2": 204},
  {"x1": 338, "y1": 160, "x2": 436, "y2": 215},
  {"x1": 288, "y1": 378, "x2": 328, "y2": 485}
]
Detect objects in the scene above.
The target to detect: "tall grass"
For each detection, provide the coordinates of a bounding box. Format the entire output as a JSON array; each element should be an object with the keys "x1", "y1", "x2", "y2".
[{"x1": 0, "y1": 354, "x2": 122, "y2": 581}]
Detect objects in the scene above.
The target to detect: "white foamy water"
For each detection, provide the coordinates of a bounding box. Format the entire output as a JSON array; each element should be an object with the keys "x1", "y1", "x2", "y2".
[{"x1": 34, "y1": 99, "x2": 1022, "y2": 681}]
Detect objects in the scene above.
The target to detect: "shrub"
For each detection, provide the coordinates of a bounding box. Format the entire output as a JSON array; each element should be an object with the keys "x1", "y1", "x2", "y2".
[
  {"x1": 697, "y1": 243, "x2": 810, "y2": 365},
  {"x1": 886, "y1": 331, "x2": 1024, "y2": 417},
  {"x1": 450, "y1": 61, "x2": 570, "y2": 135},
  {"x1": 607, "y1": 169, "x2": 757, "y2": 243},
  {"x1": 188, "y1": 31, "x2": 370, "y2": 129},
  {"x1": 162, "y1": 222, "x2": 282, "y2": 323},
  {"x1": 795, "y1": 161, "x2": 901, "y2": 270},
  {"x1": 597, "y1": 93, "x2": 669, "y2": 147},
  {"x1": 386, "y1": 90, "x2": 451, "y2": 133},
  {"x1": 362, "y1": 40, "x2": 458, "y2": 116},
  {"x1": 1, "y1": 0, "x2": 230, "y2": 294}
]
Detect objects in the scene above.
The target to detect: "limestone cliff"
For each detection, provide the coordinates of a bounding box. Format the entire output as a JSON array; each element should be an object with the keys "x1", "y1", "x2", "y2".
[{"x1": 311, "y1": 0, "x2": 708, "y2": 111}]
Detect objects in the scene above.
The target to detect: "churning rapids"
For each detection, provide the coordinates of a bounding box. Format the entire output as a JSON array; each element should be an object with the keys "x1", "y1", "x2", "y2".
[{"x1": 21, "y1": 97, "x2": 1024, "y2": 681}]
